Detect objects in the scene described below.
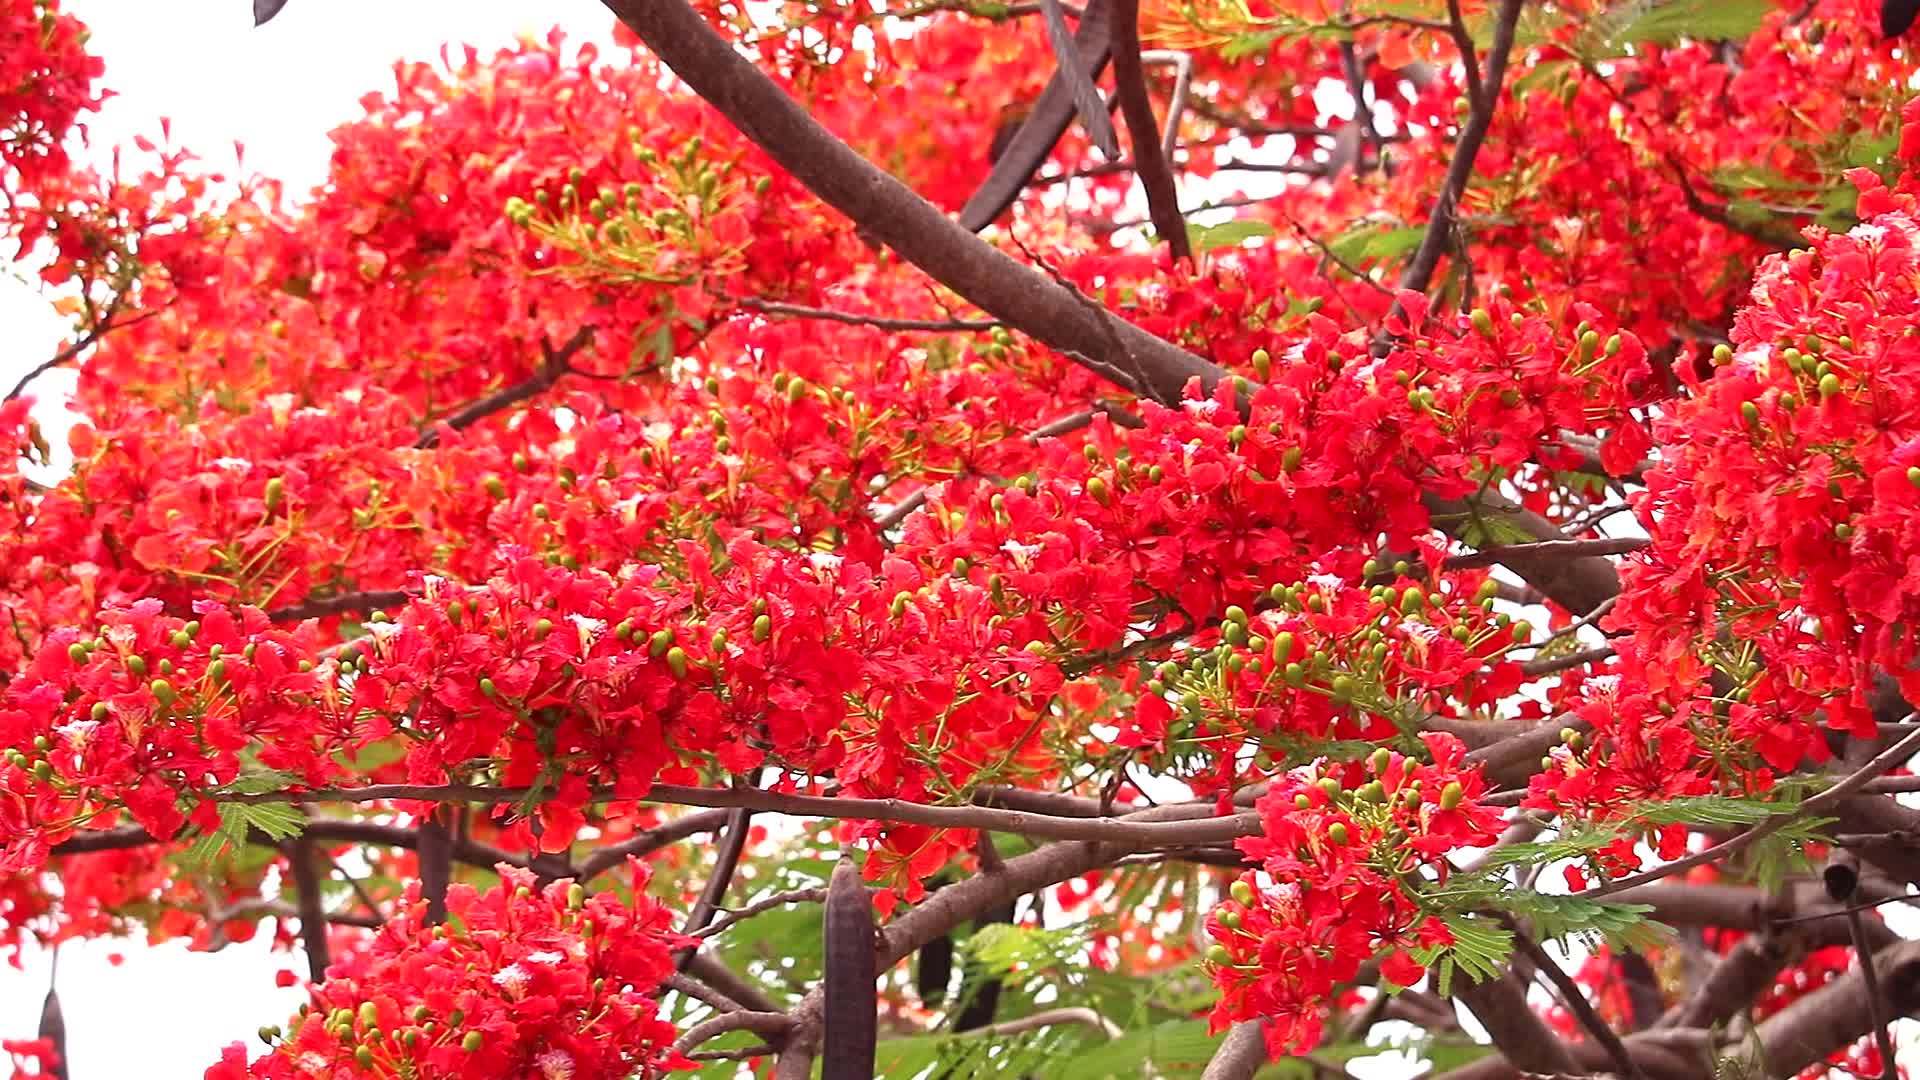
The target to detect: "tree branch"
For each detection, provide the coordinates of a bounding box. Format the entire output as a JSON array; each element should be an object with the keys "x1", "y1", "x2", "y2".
[
  {"x1": 957, "y1": 0, "x2": 1116, "y2": 230},
  {"x1": 1395, "y1": 0, "x2": 1524, "y2": 297},
  {"x1": 1506, "y1": 922, "x2": 1646, "y2": 1080},
  {"x1": 215, "y1": 780, "x2": 1261, "y2": 848},
  {"x1": 1110, "y1": 0, "x2": 1189, "y2": 261},
  {"x1": 266, "y1": 589, "x2": 413, "y2": 624},
  {"x1": 1579, "y1": 725, "x2": 1920, "y2": 900},
  {"x1": 736, "y1": 297, "x2": 1000, "y2": 333},
  {"x1": 1199, "y1": 1021, "x2": 1267, "y2": 1080},
  {"x1": 674, "y1": 807, "x2": 753, "y2": 972},
  {"x1": 414, "y1": 326, "x2": 595, "y2": 449},
  {"x1": 599, "y1": 0, "x2": 1223, "y2": 406}
]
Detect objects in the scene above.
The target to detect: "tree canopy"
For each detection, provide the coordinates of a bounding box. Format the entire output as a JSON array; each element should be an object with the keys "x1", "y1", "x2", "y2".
[{"x1": 7, "y1": 0, "x2": 1920, "y2": 1077}]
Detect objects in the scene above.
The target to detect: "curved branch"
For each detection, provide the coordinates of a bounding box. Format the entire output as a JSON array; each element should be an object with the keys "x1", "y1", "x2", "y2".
[
  {"x1": 1199, "y1": 1021, "x2": 1267, "y2": 1080},
  {"x1": 672, "y1": 1011, "x2": 794, "y2": 1055},
  {"x1": 577, "y1": 808, "x2": 737, "y2": 881},
  {"x1": 598, "y1": 0, "x2": 1223, "y2": 406}
]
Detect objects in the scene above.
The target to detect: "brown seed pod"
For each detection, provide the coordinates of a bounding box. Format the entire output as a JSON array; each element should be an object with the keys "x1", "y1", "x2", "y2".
[{"x1": 820, "y1": 855, "x2": 877, "y2": 1080}]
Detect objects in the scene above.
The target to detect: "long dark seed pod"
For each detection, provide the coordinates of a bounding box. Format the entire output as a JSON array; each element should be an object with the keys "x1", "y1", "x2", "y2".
[
  {"x1": 38, "y1": 953, "x2": 65, "y2": 1080},
  {"x1": 1886, "y1": 0, "x2": 1920, "y2": 37},
  {"x1": 820, "y1": 854, "x2": 878, "y2": 1080},
  {"x1": 951, "y1": 899, "x2": 1017, "y2": 1032},
  {"x1": 418, "y1": 809, "x2": 453, "y2": 926}
]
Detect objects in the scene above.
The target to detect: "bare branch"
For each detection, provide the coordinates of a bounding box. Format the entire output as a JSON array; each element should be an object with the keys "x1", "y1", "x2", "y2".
[
  {"x1": 736, "y1": 297, "x2": 1000, "y2": 333},
  {"x1": 1199, "y1": 1021, "x2": 1267, "y2": 1080},
  {"x1": 415, "y1": 326, "x2": 595, "y2": 449},
  {"x1": 212, "y1": 780, "x2": 1259, "y2": 848},
  {"x1": 1110, "y1": 0, "x2": 1189, "y2": 260},
  {"x1": 1507, "y1": 922, "x2": 1646, "y2": 1080}
]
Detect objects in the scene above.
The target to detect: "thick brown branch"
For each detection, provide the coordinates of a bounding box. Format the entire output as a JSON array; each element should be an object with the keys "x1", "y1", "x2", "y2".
[
  {"x1": 286, "y1": 836, "x2": 330, "y2": 982},
  {"x1": 1454, "y1": 973, "x2": 1579, "y2": 1075},
  {"x1": 1110, "y1": 0, "x2": 1189, "y2": 261},
  {"x1": 1199, "y1": 1021, "x2": 1267, "y2": 1080},
  {"x1": 599, "y1": 0, "x2": 1223, "y2": 406}
]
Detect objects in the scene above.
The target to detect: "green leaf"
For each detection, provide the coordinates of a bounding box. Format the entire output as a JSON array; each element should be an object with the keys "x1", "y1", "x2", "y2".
[
  {"x1": 217, "y1": 769, "x2": 302, "y2": 796},
  {"x1": 1495, "y1": 892, "x2": 1669, "y2": 953},
  {"x1": 1187, "y1": 219, "x2": 1276, "y2": 255},
  {"x1": 179, "y1": 801, "x2": 307, "y2": 869},
  {"x1": 1056, "y1": 1019, "x2": 1219, "y2": 1079},
  {"x1": 1328, "y1": 223, "x2": 1426, "y2": 266},
  {"x1": 1412, "y1": 914, "x2": 1513, "y2": 992},
  {"x1": 1608, "y1": 0, "x2": 1771, "y2": 47}
]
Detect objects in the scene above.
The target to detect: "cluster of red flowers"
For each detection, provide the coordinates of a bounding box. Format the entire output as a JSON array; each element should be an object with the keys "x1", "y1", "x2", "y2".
[
  {"x1": 207, "y1": 863, "x2": 689, "y2": 1079},
  {"x1": 1202, "y1": 733, "x2": 1501, "y2": 1054},
  {"x1": 0, "y1": 0, "x2": 102, "y2": 189},
  {"x1": 1123, "y1": 569, "x2": 1526, "y2": 793}
]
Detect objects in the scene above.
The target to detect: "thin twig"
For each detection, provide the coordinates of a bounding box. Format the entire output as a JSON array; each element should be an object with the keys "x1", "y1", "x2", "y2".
[
  {"x1": 1521, "y1": 646, "x2": 1616, "y2": 677},
  {"x1": 1507, "y1": 921, "x2": 1647, "y2": 1080},
  {"x1": 266, "y1": 589, "x2": 413, "y2": 623},
  {"x1": 1387, "y1": 0, "x2": 1524, "y2": 314},
  {"x1": 415, "y1": 326, "x2": 595, "y2": 449},
  {"x1": 213, "y1": 780, "x2": 1262, "y2": 847},
  {"x1": 6, "y1": 305, "x2": 157, "y2": 402},
  {"x1": 736, "y1": 297, "x2": 1000, "y2": 333}
]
